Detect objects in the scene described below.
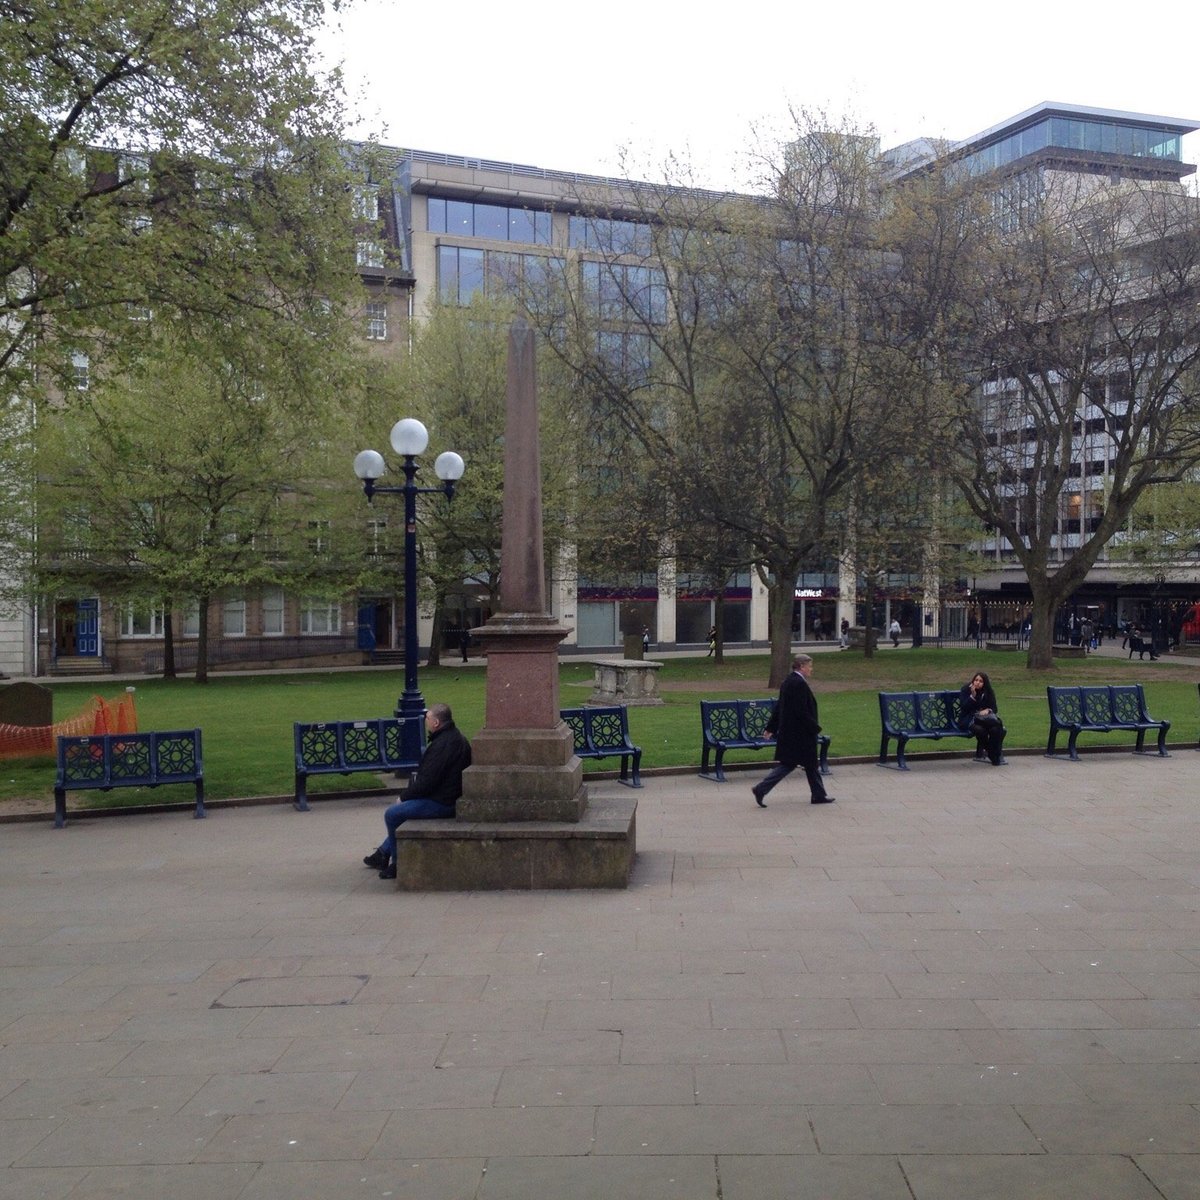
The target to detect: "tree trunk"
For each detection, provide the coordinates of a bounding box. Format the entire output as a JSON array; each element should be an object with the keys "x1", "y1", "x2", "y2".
[
  {"x1": 713, "y1": 591, "x2": 726, "y2": 666},
  {"x1": 767, "y1": 574, "x2": 796, "y2": 688},
  {"x1": 862, "y1": 576, "x2": 878, "y2": 659},
  {"x1": 195, "y1": 594, "x2": 210, "y2": 684},
  {"x1": 426, "y1": 594, "x2": 445, "y2": 668},
  {"x1": 1025, "y1": 581, "x2": 1061, "y2": 670},
  {"x1": 162, "y1": 606, "x2": 176, "y2": 679}
]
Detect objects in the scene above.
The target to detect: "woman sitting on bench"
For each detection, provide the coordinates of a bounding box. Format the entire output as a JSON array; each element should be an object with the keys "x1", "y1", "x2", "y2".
[{"x1": 958, "y1": 671, "x2": 1007, "y2": 766}]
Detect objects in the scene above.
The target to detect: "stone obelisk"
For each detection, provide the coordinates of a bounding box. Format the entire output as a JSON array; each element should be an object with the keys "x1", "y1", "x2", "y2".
[{"x1": 455, "y1": 319, "x2": 587, "y2": 823}]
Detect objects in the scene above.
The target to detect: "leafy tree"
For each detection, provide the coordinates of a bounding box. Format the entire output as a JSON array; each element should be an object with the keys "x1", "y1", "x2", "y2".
[
  {"x1": 36, "y1": 318, "x2": 358, "y2": 681},
  {"x1": 531, "y1": 114, "x2": 898, "y2": 686},
  {"x1": 1, "y1": 0, "x2": 351, "y2": 390},
  {"x1": 905, "y1": 171, "x2": 1200, "y2": 668},
  {"x1": 351, "y1": 295, "x2": 580, "y2": 667}
]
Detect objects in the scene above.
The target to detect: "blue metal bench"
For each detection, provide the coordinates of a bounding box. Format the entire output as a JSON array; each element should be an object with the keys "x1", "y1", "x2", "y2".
[
  {"x1": 561, "y1": 705, "x2": 642, "y2": 787},
  {"x1": 54, "y1": 730, "x2": 205, "y2": 828},
  {"x1": 1046, "y1": 684, "x2": 1170, "y2": 761},
  {"x1": 878, "y1": 690, "x2": 982, "y2": 770},
  {"x1": 293, "y1": 717, "x2": 425, "y2": 811},
  {"x1": 700, "y1": 698, "x2": 831, "y2": 782}
]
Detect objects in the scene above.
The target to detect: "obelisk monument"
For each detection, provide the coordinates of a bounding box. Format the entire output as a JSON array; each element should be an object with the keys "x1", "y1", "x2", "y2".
[{"x1": 455, "y1": 319, "x2": 587, "y2": 823}]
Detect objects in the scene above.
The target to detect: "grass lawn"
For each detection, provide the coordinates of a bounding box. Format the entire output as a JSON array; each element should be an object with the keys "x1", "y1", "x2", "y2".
[{"x1": 3, "y1": 647, "x2": 1196, "y2": 814}]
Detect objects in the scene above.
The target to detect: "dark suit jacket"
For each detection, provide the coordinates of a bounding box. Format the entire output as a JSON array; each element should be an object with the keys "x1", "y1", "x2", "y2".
[{"x1": 765, "y1": 670, "x2": 821, "y2": 767}]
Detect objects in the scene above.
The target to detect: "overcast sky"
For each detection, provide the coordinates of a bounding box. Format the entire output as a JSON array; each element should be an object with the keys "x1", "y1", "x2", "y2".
[{"x1": 317, "y1": 0, "x2": 1200, "y2": 191}]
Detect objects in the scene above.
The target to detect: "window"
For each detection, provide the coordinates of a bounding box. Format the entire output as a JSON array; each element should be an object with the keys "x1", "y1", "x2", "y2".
[
  {"x1": 437, "y1": 245, "x2": 562, "y2": 306},
  {"x1": 352, "y1": 186, "x2": 380, "y2": 220},
  {"x1": 301, "y1": 596, "x2": 340, "y2": 634},
  {"x1": 262, "y1": 587, "x2": 284, "y2": 636},
  {"x1": 367, "y1": 516, "x2": 388, "y2": 556},
  {"x1": 307, "y1": 520, "x2": 331, "y2": 554},
  {"x1": 356, "y1": 241, "x2": 384, "y2": 268},
  {"x1": 181, "y1": 600, "x2": 200, "y2": 638},
  {"x1": 364, "y1": 301, "x2": 388, "y2": 340},
  {"x1": 427, "y1": 197, "x2": 551, "y2": 245},
  {"x1": 70, "y1": 351, "x2": 89, "y2": 391},
  {"x1": 222, "y1": 595, "x2": 246, "y2": 637},
  {"x1": 123, "y1": 603, "x2": 164, "y2": 637}
]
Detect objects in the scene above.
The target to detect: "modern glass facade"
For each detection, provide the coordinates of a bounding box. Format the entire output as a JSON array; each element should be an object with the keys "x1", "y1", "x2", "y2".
[
  {"x1": 959, "y1": 115, "x2": 1183, "y2": 177},
  {"x1": 427, "y1": 197, "x2": 552, "y2": 245}
]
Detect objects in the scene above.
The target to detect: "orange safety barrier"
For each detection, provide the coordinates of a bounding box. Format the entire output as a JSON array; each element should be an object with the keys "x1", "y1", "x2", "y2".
[{"x1": 0, "y1": 693, "x2": 139, "y2": 760}]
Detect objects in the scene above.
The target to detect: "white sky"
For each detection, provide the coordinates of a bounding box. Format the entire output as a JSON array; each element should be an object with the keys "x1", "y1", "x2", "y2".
[{"x1": 317, "y1": 0, "x2": 1200, "y2": 191}]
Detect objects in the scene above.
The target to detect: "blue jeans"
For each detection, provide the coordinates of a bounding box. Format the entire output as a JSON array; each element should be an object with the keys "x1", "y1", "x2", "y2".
[{"x1": 377, "y1": 797, "x2": 454, "y2": 863}]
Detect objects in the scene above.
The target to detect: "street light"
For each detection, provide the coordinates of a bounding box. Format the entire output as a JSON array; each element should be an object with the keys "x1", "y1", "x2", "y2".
[{"x1": 354, "y1": 418, "x2": 465, "y2": 760}]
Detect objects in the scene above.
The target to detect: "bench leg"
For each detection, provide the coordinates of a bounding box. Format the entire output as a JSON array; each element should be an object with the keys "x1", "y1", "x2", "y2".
[
  {"x1": 54, "y1": 788, "x2": 66, "y2": 829},
  {"x1": 712, "y1": 748, "x2": 727, "y2": 783},
  {"x1": 1156, "y1": 726, "x2": 1170, "y2": 757},
  {"x1": 877, "y1": 733, "x2": 890, "y2": 767},
  {"x1": 294, "y1": 773, "x2": 310, "y2": 813},
  {"x1": 194, "y1": 781, "x2": 206, "y2": 820},
  {"x1": 1067, "y1": 730, "x2": 1081, "y2": 762},
  {"x1": 895, "y1": 736, "x2": 910, "y2": 771},
  {"x1": 628, "y1": 750, "x2": 642, "y2": 788},
  {"x1": 818, "y1": 737, "x2": 831, "y2": 776}
]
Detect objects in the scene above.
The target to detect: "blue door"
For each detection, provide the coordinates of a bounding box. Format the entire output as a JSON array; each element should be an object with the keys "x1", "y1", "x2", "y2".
[
  {"x1": 356, "y1": 603, "x2": 377, "y2": 651},
  {"x1": 76, "y1": 598, "x2": 99, "y2": 656}
]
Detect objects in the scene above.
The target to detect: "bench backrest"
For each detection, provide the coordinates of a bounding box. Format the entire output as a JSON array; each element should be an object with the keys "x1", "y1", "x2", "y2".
[
  {"x1": 1047, "y1": 686, "x2": 1084, "y2": 726},
  {"x1": 1050, "y1": 683, "x2": 1156, "y2": 727},
  {"x1": 1109, "y1": 683, "x2": 1148, "y2": 724},
  {"x1": 56, "y1": 730, "x2": 202, "y2": 787},
  {"x1": 916, "y1": 691, "x2": 962, "y2": 732},
  {"x1": 1080, "y1": 685, "x2": 1113, "y2": 726},
  {"x1": 880, "y1": 690, "x2": 966, "y2": 734},
  {"x1": 294, "y1": 717, "x2": 425, "y2": 772},
  {"x1": 700, "y1": 699, "x2": 775, "y2": 744},
  {"x1": 561, "y1": 706, "x2": 633, "y2": 754},
  {"x1": 879, "y1": 692, "x2": 917, "y2": 734}
]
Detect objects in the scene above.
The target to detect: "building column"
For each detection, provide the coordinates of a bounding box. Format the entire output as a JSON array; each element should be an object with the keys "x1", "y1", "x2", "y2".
[
  {"x1": 656, "y1": 543, "x2": 676, "y2": 649},
  {"x1": 750, "y1": 570, "x2": 770, "y2": 644},
  {"x1": 551, "y1": 541, "x2": 578, "y2": 646}
]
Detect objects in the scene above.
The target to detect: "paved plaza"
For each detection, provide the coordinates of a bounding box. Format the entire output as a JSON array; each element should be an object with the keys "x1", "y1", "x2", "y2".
[{"x1": 2, "y1": 743, "x2": 1199, "y2": 1199}]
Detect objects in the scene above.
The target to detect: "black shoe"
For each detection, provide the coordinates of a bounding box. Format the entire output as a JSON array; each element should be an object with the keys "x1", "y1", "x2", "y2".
[
  {"x1": 379, "y1": 865, "x2": 397, "y2": 880},
  {"x1": 811, "y1": 796, "x2": 835, "y2": 804},
  {"x1": 363, "y1": 849, "x2": 388, "y2": 870},
  {"x1": 752, "y1": 788, "x2": 767, "y2": 808}
]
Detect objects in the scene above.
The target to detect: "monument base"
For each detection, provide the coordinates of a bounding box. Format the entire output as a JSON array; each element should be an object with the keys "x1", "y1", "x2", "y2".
[
  {"x1": 393, "y1": 794, "x2": 637, "y2": 890},
  {"x1": 586, "y1": 658, "x2": 664, "y2": 706}
]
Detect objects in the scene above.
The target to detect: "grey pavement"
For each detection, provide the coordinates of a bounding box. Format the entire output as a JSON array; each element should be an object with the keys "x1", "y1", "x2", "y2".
[{"x1": 2, "y1": 748, "x2": 1199, "y2": 1199}]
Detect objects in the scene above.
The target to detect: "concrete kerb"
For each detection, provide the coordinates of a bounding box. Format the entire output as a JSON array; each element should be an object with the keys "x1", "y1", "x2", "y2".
[{"x1": 11, "y1": 740, "x2": 1195, "y2": 827}]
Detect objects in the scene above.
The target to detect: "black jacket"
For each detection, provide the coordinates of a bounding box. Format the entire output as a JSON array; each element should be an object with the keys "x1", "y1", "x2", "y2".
[
  {"x1": 401, "y1": 721, "x2": 472, "y2": 807},
  {"x1": 957, "y1": 684, "x2": 999, "y2": 731},
  {"x1": 765, "y1": 670, "x2": 822, "y2": 767}
]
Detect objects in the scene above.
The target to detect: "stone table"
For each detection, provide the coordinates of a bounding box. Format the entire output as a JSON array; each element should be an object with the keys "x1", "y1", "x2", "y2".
[{"x1": 586, "y1": 658, "x2": 663, "y2": 706}]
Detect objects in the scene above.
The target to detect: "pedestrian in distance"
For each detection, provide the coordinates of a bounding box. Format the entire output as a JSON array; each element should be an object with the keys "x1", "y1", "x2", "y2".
[
  {"x1": 706, "y1": 625, "x2": 717, "y2": 656},
  {"x1": 751, "y1": 653, "x2": 834, "y2": 808},
  {"x1": 361, "y1": 702, "x2": 472, "y2": 880},
  {"x1": 458, "y1": 627, "x2": 471, "y2": 663},
  {"x1": 888, "y1": 617, "x2": 901, "y2": 648}
]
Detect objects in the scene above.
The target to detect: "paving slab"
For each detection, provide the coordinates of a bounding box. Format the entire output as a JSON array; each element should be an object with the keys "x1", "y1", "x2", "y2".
[{"x1": 2, "y1": 751, "x2": 1199, "y2": 1198}]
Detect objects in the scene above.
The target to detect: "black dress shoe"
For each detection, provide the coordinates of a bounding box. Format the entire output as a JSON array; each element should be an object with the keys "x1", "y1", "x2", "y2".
[
  {"x1": 379, "y1": 864, "x2": 397, "y2": 880},
  {"x1": 811, "y1": 796, "x2": 835, "y2": 804},
  {"x1": 363, "y1": 849, "x2": 388, "y2": 870},
  {"x1": 752, "y1": 788, "x2": 767, "y2": 808}
]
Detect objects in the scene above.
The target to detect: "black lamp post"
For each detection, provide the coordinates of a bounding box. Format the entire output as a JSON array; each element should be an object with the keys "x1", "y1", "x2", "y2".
[{"x1": 354, "y1": 418, "x2": 464, "y2": 761}]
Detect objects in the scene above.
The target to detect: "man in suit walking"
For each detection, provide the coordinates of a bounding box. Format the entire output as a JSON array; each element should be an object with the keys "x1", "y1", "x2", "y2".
[{"x1": 752, "y1": 653, "x2": 834, "y2": 807}]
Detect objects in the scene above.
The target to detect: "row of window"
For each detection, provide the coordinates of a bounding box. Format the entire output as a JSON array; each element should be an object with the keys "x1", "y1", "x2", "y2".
[
  {"x1": 425, "y1": 198, "x2": 658, "y2": 258},
  {"x1": 960, "y1": 116, "x2": 1183, "y2": 178},
  {"x1": 427, "y1": 197, "x2": 552, "y2": 245},
  {"x1": 123, "y1": 593, "x2": 341, "y2": 637}
]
